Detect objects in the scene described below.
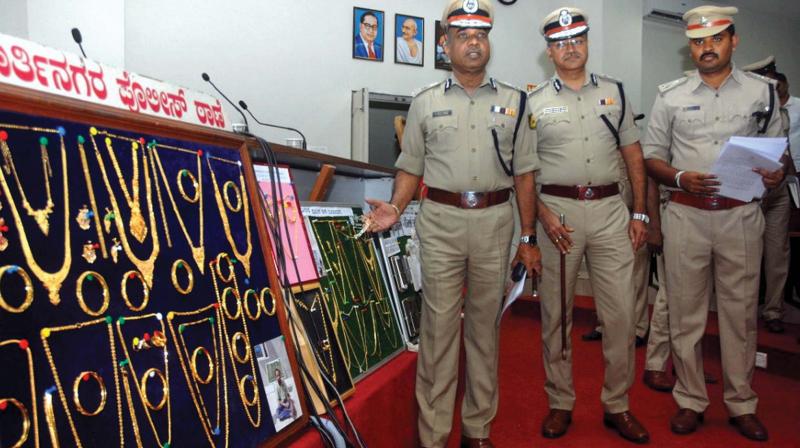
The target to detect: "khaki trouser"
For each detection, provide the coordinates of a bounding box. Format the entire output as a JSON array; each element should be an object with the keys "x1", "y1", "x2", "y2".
[
  {"x1": 538, "y1": 194, "x2": 635, "y2": 413},
  {"x1": 761, "y1": 184, "x2": 791, "y2": 321},
  {"x1": 663, "y1": 201, "x2": 763, "y2": 417},
  {"x1": 415, "y1": 199, "x2": 514, "y2": 448},
  {"x1": 645, "y1": 254, "x2": 671, "y2": 372},
  {"x1": 595, "y1": 244, "x2": 650, "y2": 337}
]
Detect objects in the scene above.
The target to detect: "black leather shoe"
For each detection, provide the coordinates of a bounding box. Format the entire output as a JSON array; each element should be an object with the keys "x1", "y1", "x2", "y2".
[
  {"x1": 635, "y1": 335, "x2": 646, "y2": 347},
  {"x1": 582, "y1": 329, "x2": 602, "y2": 341}
]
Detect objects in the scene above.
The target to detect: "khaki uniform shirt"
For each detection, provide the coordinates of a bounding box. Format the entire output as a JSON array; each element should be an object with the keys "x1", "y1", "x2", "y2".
[
  {"x1": 643, "y1": 68, "x2": 782, "y2": 179},
  {"x1": 528, "y1": 74, "x2": 640, "y2": 186},
  {"x1": 395, "y1": 76, "x2": 538, "y2": 192}
]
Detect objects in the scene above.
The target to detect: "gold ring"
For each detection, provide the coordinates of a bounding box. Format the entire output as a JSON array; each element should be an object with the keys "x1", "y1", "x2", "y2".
[
  {"x1": 0, "y1": 398, "x2": 31, "y2": 448},
  {"x1": 140, "y1": 368, "x2": 168, "y2": 411},
  {"x1": 214, "y1": 253, "x2": 235, "y2": 283},
  {"x1": 191, "y1": 346, "x2": 214, "y2": 385},
  {"x1": 223, "y1": 180, "x2": 242, "y2": 212},
  {"x1": 121, "y1": 270, "x2": 150, "y2": 312},
  {"x1": 242, "y1": 289, "x2": 261, "y2": 320},
  {"x1": 231, "y1": 332, "x2": 251, "y2": 364},
  {"x1": 177, "y1": 168, "x2": 200, "y2": 203},
  {"x1": 260, "y1": 287, "x2": 276, "y2": 317},
  {"x1": 0, "y1": 265, "x2": 34, "y2": 314},
  {"x1": 72, "y1": 371, "x2": 107, "y2": 416},
  {"x1": 239, "y1": 374, "x2": 258, "y2": 407},
  {"x1": 170, "y1": 259, "x2": 194, "y2": 295},
  {"x1": 76, "y1": 271, "x2": 109, "y2": 316},
  {"x1": 221, "y1": 287, "x2": 242, "y2": 320}
]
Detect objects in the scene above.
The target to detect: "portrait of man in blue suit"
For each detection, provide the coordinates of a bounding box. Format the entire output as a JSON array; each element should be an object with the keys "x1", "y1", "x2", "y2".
[{"x1": 353, "y1": 8, "x2": 384, "y2": 61}]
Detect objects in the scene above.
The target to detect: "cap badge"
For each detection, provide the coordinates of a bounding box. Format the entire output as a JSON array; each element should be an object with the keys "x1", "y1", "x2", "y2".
[
  {"x1": 700, "y1": 16, "x2": 709, "y2": 25},
  {"x1": 559, "y1": 10, "x2": 572, "y2": 27},
  {"x1": 463, "y1": 0, "x2": 479, "y2": 14}
]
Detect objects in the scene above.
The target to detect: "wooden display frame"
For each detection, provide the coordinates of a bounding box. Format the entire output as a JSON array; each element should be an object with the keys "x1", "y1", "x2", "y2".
[{"x1": 0, "y1": 81, "x2": 309, "y2": 447}]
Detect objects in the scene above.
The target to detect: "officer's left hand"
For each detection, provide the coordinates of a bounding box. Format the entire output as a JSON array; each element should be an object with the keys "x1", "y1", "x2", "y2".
[
  {"x1": 512, "y1": 243, "x2": 542, "y2": 277},
  {"x1": 754, "y1": 167, "x2": 784, "y2": 189},
  {"x1": 364, "y1": 199, "x2": 400, "y2": 233},
  {"x1": 629, "y1": 219, "x2": 648, "y2": 251}
]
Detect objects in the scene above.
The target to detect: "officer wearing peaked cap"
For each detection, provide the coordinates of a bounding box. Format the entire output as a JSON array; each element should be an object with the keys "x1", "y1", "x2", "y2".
[
  {"x1": 365, "y1": 1, "x2": 541, "y2": 447},
  {"x1": 529, "y1": 6, "x2": 650, "y2": 444},
  {"x1": 643, "y1": 5, "x2": 788, "y2": 442}
]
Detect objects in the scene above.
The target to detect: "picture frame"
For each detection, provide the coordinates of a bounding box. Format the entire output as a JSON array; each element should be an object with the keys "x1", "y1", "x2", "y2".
[
  {"x1": 353, "y1": 7, "x2": 385, "y2": 62},
  {"x1": 394, "y1": 13, "x2": 424, "y2": 67},
  {"x1": 434, "y1": 20, "x2": 452, "y2": 71}
]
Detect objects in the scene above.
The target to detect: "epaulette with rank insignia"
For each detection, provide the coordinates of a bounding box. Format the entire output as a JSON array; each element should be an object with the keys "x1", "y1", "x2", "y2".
[
  {"x1": 493, "y1": 79, "x2": 523, "y2": 92},
  {"x1": 527, "y1": 81, "x2": 548, "y2": 98},
  {"x1": 411, "y1": 80, "x2": 445, "y2": 97},
  {"x1": 592, "y1": 73, "x2": 621, "y2": 85},
  {"x1": 658, "y1": 77, "x2": 688, "y2": 95},
  {"x1": 743, "y1": 71, "x2": 777, "y2": 86}
]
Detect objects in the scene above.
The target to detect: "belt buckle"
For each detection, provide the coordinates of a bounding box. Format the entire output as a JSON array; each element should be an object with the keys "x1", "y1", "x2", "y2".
[
  {"x1": 709, "y1": 197, "x2": 720, "y2": 210},
  {"x1": 462, "y1": 191, "x2": 482, "y2": 208},
  {"x1": 583, "y1": 187, "x2": 595, "y2": 200}
]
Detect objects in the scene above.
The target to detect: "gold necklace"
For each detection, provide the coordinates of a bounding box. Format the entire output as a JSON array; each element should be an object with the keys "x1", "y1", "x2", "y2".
[
  {"x1": 90, "y1": 130, "x2": 160, "y2": 287},
  {"x1": 0, "y1": 339, "x2": 39, "y2": 448},
  {"x1": 294, "y1": 291, "x2": 337, "y2": 382},
  {"x1": 76, "y1": 136, "x2": 108, "y2": 259},
  {"x1": 151, "y1": 144, "x2": 205, "y2": 271},
  {"x1": 102, "y1": 134, "x2": 147, "y2": 242},
  {"x1": 119, "y1": 367, "x2": 145, "y2": 448},
  {"x1": 0, "y1": 129, "x2": 54, "y2": 235},
  {"x1": 40, "y1": 317, "x2": 123, "y2": 448},
  {"x1": 167, "y1": 305, "x2": 229, "y2": 447},
  {"x1": 0, "y1": 124, "x2": 71, "y2": 305},
  {"x1": 209, "y1": 256, "x2": 262, "y2": 428},
  {"x1": 207, "y1": 156, "x2": 252, "y2": 277},
  {"x1": 115, "y1": 313, "x2": 172, "y2": 447}
]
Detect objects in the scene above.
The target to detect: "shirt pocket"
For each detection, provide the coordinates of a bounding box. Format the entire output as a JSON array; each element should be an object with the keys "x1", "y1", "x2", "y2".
[
  {"x1": 724, "y1": 108, "x2": 761, "y2": 136},
  {"x1": 673, "y1": 109, "x2": 705, "y2": 140},
  {"x1": 424, "y1": 114, "x2": 459, "y2": 152},
  {"x1": 487, "y1": 113, "x2": 518, "y2": 157},
  {"x1": 536, "y1": 112, "x2": 572, "y2": 146},
  {"x1": 594, "y1": 104, "x2": 623, "y2": 143}
]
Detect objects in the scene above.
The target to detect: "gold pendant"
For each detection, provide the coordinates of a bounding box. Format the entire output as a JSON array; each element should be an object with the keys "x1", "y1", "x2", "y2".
[
  {"x1": 31, "y1": 207, "x2": 51, "y2": 235},
  {"x1": 110, "y1": 237, "x2": 122, "y2": 264},
  {"x1": 191, "y1": 246, "x2": 206, "y2": 274},
  {"x1": 0, "y1": 218, "x2": 7, "y2": 251},
  {"x1": 76, "y1": 204, "x2": 92, "y2": 230},
  {"x1": 129, "y1": 206, "x2": 147, "y2": 243},
  {"x1": 82, "y1": 241, "x2": 98, "y2": 264},
  {"x1": 103, "y1": 207, "x2": 114, "y2": 234}
]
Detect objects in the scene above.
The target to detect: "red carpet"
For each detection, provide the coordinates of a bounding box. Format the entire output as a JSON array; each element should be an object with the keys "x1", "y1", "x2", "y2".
[{"x1": 291, "y1": 300, "x2": 800, "y2": 447}]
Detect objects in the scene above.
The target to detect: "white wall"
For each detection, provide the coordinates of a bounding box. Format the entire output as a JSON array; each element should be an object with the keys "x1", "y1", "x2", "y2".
[{"x1": 602, "y1": 0, "x2": 645, "y2": 114}]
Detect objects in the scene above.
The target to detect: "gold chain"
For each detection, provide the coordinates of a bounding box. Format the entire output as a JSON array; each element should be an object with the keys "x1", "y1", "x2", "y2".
[
  {"x1": 294, "y1": 290, "x2": 337, "y2": 382},
  {"x1": 207, "y1": 156, "x2": 252, "y2": 277},
  {"x1": 0, "y1": 123, "x2": 71, "y2": 305},
  {"x1": 76, "y1": 137, "x2": 108, "y2": 259},
  {"x1": 100, "y1": 133, "x2": 147, "y2": 243}
]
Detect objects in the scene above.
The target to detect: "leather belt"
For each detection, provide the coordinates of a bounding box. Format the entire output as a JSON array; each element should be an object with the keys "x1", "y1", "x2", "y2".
[
  {"x1": 426, "y1": 187, "x2": 511, "y2": 209},
  {"x1": 540, "y1": 183, "x2": 619, "y2": 200},
  {"x1": 670, "y1": 191, "x2": 751, "y2": 210}
]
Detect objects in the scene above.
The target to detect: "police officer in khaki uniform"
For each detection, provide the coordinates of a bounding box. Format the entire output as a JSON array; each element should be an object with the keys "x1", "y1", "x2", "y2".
[
  {"x1": 643, "y1": 6, "x2": 787, "y2": 441},
  {"x1": 366, "y1": 1, "x2": 541, "y2": 446},
  {"x1": 529, "y1": 7, "x2": 649, "y2": 444},
  {"x1": 741, "y1": 56, "x2": 793, "y2": 334}
]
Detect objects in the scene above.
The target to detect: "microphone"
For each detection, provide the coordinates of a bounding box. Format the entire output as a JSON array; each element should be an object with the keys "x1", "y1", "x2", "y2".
[
  {"x1": 200, "y1": 72, "x2": 249, "y2": 134},
  {"x1": 239, "y1": 100, "x2": 307, "y2": 150},
  {"x1": 71, "y1": 27, "x2": 87, "y2": 58}
]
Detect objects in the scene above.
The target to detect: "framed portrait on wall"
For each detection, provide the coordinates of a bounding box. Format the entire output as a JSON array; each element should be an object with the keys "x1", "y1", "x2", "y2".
[
  {"x1": 434, "y1": 20, "x2": 451, "y2": 71},
  {"x1": 394, "y1": 14, "x2": 424, "y2": 66},
  {"x1": 353, "y1": 7, "x2": 384, "y2": 61}
]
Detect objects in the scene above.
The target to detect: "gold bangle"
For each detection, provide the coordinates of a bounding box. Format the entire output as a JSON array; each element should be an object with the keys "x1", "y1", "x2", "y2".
[
  {"x1": 121, "y1": 270, "x2": 150, "y2": 312},
  {"x1": 140, "y1": 368, "x2": 168, "y2": 411},
  {"x1": 260, "y1": 287, "x2": 276, "y2": 317},
  {"x1": 75, "y1": 271, "x2": 109, "y2": 316},
  {"x1": 223, "y1": 180, "x2": 242, "y2": 212},
  {"x1": 176, "y1": 168, "x2": 200, "y2": 203},
  {"x1": 190, "y1": 346, "x2": 214, "y2": 385},
  {"x1": 214, "y1": 252, "x2": 235, "y2": 283},
  {"x1": 0, "y1": 397, "x2": 31, "y2": 448},
  {"x1": 242, "y1": 288, "x2": 261, "y2": 320},
  {"x1": 231, "y1": 332, "x2": 251, "y2": 364},
  {"x1": 72, "y1": 371, "x2": 107, "y2": 416},
  {"x1": 170, "y1": 259, "x2": 194, "y2": 295},
  {"x1": 239, "y1": 374, "x2": 258, "y2": 407},
  {"x1": 0, "y1": 265, "x2": 34, "y2": 314},
  {"x1": 221, "y1": 287, "x2": 242, "y2": 320}
]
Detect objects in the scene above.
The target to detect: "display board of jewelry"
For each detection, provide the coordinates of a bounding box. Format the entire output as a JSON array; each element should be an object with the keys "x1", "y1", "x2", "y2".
[
  {"x1": 0, "y1": 102, "x2": 308, "y2": 447},
  {"x1": 300, "y1": 204, "x2": 405, "y2": 381},
  {"x1": 375, "y1": 202, "x2": 423, "y2": 345}
]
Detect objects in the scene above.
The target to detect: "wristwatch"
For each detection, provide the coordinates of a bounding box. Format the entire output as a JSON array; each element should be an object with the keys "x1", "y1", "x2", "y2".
[
  {"x1": 631, "y1": 213, "x2": 650, "y2": 224},
  {"x1": 519, "y1": 234, "x2": 538, "y2": 246}
]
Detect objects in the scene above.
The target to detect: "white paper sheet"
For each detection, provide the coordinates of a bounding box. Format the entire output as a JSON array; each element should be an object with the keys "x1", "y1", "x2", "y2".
[{"x1": 710, "y1": 136, "x2": 786, "y2": 201}]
